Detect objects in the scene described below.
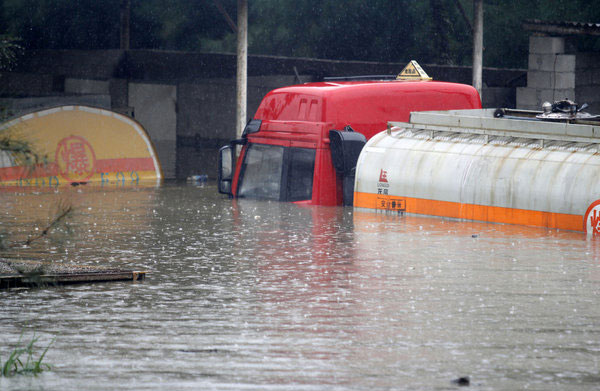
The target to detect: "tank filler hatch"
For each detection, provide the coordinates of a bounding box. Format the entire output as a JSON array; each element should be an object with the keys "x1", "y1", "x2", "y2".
[
  {"x1": 535, "y1": 99, "x2": 600, "y2": 121},
  {"x1": 494, "y1": 99, "x2": 600, "y2": 124}
]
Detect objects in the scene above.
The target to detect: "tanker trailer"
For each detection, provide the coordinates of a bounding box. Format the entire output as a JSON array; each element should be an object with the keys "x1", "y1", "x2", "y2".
[{"x1": 353, "y1": 104, "x2": 600, "y2": 235}]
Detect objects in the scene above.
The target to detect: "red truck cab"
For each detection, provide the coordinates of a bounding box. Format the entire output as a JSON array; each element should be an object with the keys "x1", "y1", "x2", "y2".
[{"x1": 218, "y1": 74, "x2": 481, "y2": 206}]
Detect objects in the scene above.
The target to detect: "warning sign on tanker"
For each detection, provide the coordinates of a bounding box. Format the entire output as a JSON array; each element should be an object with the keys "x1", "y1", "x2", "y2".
[
  {"x1": 584, "y1": 199, "x2": 600, "y2": 236},
  {"x1": 397, "y1": 60, "x2": 432, "y2": 81},
  {"x1": 377, "y1": 195, "x2": 406, "y2": 212}
]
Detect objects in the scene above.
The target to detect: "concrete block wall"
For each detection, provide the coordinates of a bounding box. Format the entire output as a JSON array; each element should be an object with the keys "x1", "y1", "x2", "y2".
[
  {"x1": 64, "y1": 78, "x2": 110, "y2": 95},
  {"x1": 517, "y1": 36, "x2": 576, "y2": 110},
  {"x1": 175, "y1": 75, "x2": 303, "y2": 180},
  {"x1": 177, "y1": 75, "x2": 300, "y2": 140},
  {"x1": 0, "y1": 72, "x2": 57, "y2": 96},
  {"x1": 1, "y1": 50, "x2": 529, "y2": 179},
  {"x1": 481, "y1": 87, "x2": 515, "y2": 108},
  {"x1": 517, "y1": 35, "x2": 600, "y2": 113},
  {"x1": 0, "y1": 95, "x2": 111, "y2": 119},
  {"x1": 576, "y1": 53, "x2": 600, "y2": 113},
  {"x1": 128, "y1": 82, "x2": 177, "y2": 179},
  {"x1": 529, "y1": 36, "x2": 566, "y2": 54}
]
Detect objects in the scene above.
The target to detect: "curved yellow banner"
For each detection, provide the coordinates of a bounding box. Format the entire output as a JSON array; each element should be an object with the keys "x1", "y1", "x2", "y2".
[{"x1": 0, "y1": 106, "x2": 162, "y2": 186}]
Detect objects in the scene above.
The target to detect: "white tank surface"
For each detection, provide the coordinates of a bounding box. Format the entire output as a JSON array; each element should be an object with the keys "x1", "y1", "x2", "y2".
[{"x1": 353, "y1": 108, "x2": 600, "y2": 234}]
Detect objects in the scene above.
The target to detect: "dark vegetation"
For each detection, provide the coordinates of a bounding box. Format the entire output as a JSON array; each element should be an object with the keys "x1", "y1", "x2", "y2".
[
  {"x1": 0, "y1": 0, "x2": 599, "y2": 69},
  {"x1": 1, "y1": 333, "x2": 54, "y2": 377},
  {"x1": 0, "y1": 32, "x2": 73, "y2": 277}
]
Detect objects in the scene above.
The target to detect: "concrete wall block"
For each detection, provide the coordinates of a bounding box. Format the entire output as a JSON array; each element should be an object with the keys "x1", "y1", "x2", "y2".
[
  {"x1": 518, "y1": 103, "x2": 541, "y2": 111},
  {"x1": 64, "y1": 78, "x2": 110, "y2": 95},
  {"x1": 482, "y1": 87, "x2": 515, "y2": 108},
  {"x1": 177, "y1": 75, "x2": 306, "y2": 141},
  {"x1": 528, "y1": 54, "x2": 575, "y2": 72},
  {"x1": 109, "y1": 78, "x2": 128, "y2": 108},
  {"x1": 248, "y1": 75, "x2": 299, "y2": 89},
  {"x1": 128, "y1": 82, "x2": 177, "y2": 179},
  {"x1": 529, "y1": 36, "x2": 565, "y2": 54},
  {"x1": 128, "y1": 82, "x2": 177, "y2": 142},
  {"x1": 539, "y1": 88, "x2": 575, "y2": 103},
  {"x1": 574, "y1": 70, "x2": 600, "y2": 86},
  {"x1": 554, "y1": 72, "x2": 576, "y2": 89},
  {"x1": 592, "y1": 70, "x2": 600, "y2": 85},
  {"x1": 152, "y1": 140, "x2": 176, "y2": 180},
  {"x1": 527, "y1": 71, "x2": 550, "y2": 88},
  {"x1": 0, "y1": 72, "x2": 54, "y2": 96},
  {"x1": 516, "y1": 87, "x2": 539, "y2": 108},
  {"x1": 527, "y1": 71, "x2": 552, "y2": 88},
  {"x1": 527, "y1": 71, "x2": 575, "y2": 89},
  {"x1": 517, "y1": 87, "x2": 575, "y2": 108},
  {"x1": 528, "y1": 54, "x2": 544, "y2": 71},
  {"x1": 576, "y1": 53, "x2": 600, "y2": 70},
  {"x1": 0, "y1": 95, "x2": 111, "y2": 118},
  {"x1": 576, "y1": 70, "x2": 593, "y2": 86},
  {"x1": 177, "y1": 82, "x2": 236, "y2": 140},
  {"x1": 576, "y1": 86, "x2": 600, "y2": 104}
]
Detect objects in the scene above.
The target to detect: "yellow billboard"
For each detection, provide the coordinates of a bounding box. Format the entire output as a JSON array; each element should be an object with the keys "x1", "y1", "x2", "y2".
[{"x1": 0, "y1": 106, "x2": 162, "y2": 187}]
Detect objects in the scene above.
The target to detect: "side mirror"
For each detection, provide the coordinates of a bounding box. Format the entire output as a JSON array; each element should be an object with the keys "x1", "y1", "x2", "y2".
[
  {"x1": 329, "y1": 129, "x2": 366, "y2": 174},
  {"x1": 329, "y1": 129, "x2": 366, "y2": 206},
  {"x1": 218, "y1": 145, "x2": 233, "y2": 195}
]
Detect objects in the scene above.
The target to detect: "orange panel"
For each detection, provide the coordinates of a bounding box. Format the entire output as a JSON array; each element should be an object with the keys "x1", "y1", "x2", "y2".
[{"x1": 354, "y1": 191, "x2": 583, "y2": 232}]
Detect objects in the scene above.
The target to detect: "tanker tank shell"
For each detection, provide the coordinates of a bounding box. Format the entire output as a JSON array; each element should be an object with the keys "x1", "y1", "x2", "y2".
[{"x1": 353, "y1": 109, "x2": 600, "y2": 234}]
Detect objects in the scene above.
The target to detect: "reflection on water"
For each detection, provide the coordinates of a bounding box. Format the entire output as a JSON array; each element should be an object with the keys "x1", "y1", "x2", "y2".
[{"x1": 1, "y1": 184, "x2": 599, "y2": 390}]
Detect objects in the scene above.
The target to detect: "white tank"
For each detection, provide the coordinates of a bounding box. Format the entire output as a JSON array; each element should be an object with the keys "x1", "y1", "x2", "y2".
[{"x1": 354, "y1": 109, "x2": 600, "y2": 234}]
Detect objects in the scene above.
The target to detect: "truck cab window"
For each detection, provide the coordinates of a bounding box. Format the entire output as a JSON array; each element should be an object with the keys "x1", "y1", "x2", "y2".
[
  {"x1": 238, "y1": 144, "x2": 284, "y2": 200},
  {"x1": 237, "y1": 144, "x2": 315, "y2": 202},
  {"x1": 287, "y1": 147, "x2": 315, "y2": 201}
]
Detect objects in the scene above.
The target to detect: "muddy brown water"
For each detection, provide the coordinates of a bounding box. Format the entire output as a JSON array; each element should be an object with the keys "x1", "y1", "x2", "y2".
[{"x1": 1, "y1": 183, "x2": 599, "y2": 390}]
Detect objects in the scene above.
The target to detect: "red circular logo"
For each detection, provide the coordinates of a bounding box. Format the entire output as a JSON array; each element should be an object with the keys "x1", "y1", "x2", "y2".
[
  {"x1": 55, "y1": 135, "x2": 97, "y2": 182},
  {"x1": 584, "y1": 200, "x2": 600, "y2": 236}
]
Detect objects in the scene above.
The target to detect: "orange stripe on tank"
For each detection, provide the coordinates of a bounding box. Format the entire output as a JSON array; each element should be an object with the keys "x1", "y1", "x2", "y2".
[{"x1": 353, "y1": 191, "x2": 583, "y2": 232}]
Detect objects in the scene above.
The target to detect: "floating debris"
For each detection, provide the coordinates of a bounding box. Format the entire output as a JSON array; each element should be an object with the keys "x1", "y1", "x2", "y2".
[
  {"x1": 451, "y1": 376, "x2": 470, "y2": 386},
  {"x1": 187, "y1": 174, "x2": 208, "y2": 183},
  {"x1": 0, "y1": 269, "x2": 146, "y2": 289}
]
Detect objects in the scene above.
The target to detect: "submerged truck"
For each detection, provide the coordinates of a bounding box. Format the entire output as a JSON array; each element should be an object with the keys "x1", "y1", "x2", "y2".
[
  {"x1": 354, "y1": 103, "x2": 600, "y2": 234},
  {"x1": 218, "y1": 62, "x2": 481, "y2": 206}
]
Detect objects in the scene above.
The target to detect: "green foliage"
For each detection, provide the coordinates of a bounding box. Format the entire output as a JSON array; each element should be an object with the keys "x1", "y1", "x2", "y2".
[
  {"x1": 246, "y1": 0, "x2": 433, "y2": 63},
  {"x1": 0, "y1": 131, "x2": 44, "y2": 167},
  {"x1": 480, "y1": 0, "x2": 600, "y2": 68},
  {"x1": 0, "y1": 199, "x2": 73, "y2": 267},
  {"x1": 0, "y1": 229, "x2": 8, "y2": 252},
  {"x1": 0, "y1": 35, "x2": 22, "y2": 70},
  {"x1": 136, "y1": 0, "x2": 236, "y2": 51},
  {"x1": 24, "y1": 200, "x2": 73, "y2": 247},
  {"x1": 0, "y1": 0, "x2": 236, "y2": 51},
  {"x1": 1, "y1": 0, "x2": 600, "y2": 67},
  {"x1": 1, "y1": 333, "x2": 54, "y2": 377},
  {"x1": 2, "y1": 0, "x2": 121, "y2": 49}
]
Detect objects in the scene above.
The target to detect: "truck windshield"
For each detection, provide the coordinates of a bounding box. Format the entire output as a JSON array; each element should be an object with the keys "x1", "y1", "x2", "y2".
[{"x1": 238, "y1": 143, "x2": 315, "y2": 202}]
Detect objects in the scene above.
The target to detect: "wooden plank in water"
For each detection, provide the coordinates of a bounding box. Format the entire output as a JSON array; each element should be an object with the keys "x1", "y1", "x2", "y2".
[{"x1": 0, "y1": 270, "x2": 146, "y2": 289}]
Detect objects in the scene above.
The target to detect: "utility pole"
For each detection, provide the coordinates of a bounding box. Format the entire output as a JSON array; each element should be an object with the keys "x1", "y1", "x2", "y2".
[
  {"x1": 472, "y1": 0, "x2": 483, "y2": 100},
  {"x1": 236, "y1": 0, "x2": 248, "y2": 138},
  {"x1": 120, "y1": 0, "x2": 131, "y2": 50}
]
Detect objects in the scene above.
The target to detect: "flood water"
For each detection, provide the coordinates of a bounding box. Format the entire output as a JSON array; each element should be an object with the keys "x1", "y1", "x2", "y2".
[{"x1": 1, "y1": 183, "x2": 599, "y2": 390}]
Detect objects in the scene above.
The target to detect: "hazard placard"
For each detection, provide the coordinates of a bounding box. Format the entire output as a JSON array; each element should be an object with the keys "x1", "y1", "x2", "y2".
[
  {"x1": 397, "y1": 60, "x2": 432, "y2": 81},
  {"x1": 377, "y1": 195, "x2": 406, "y2": 212}
]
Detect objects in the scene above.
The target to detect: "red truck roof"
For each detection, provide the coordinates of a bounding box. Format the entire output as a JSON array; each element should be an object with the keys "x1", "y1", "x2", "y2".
[{"x1": 253, "y1": 80, "x2": 482, "y2": 140}]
